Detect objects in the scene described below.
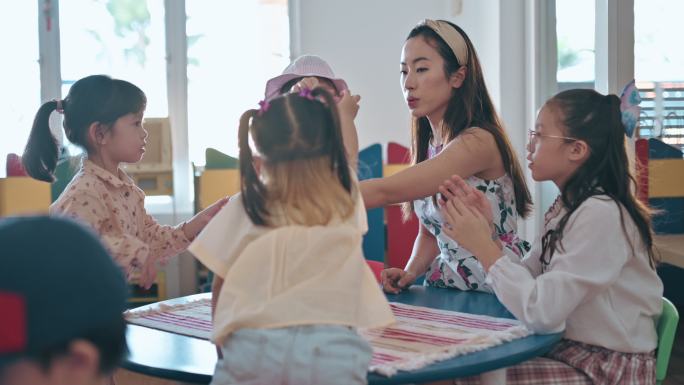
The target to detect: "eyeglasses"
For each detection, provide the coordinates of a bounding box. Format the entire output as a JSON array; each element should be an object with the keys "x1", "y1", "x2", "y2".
[{"x1": 528, "y1": 129, "x2": 577, "y2": 147}]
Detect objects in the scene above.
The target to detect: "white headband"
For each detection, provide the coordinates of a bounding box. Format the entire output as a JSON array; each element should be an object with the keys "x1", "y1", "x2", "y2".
[{"x1": 420, "y1": 19, "x2": 469, "y2": 65}]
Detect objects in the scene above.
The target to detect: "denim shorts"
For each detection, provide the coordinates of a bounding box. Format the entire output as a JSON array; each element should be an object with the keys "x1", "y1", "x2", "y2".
[{"x1": 210, "y1": 324, "x2": 372, "y2": 385}]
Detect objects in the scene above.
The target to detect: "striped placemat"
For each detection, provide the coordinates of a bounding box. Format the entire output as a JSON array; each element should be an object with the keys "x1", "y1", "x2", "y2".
[
  {"x1": 126, "y1": 298, "x2": 212, "y2": 339},
  {"x1": 125, "y1": 299, "x2": 530, "y2": 377},
  {"x1": 361, "y1": 303, "x2": 531, "y2": 376}
]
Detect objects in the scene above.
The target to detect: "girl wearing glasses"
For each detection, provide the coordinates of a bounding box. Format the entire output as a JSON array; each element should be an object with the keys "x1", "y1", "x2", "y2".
[{"x1": 440, "y1": 89, "x2": 663, "y2": 384}]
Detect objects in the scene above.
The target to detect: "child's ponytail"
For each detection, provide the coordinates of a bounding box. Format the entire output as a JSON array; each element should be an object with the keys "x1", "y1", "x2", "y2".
[
  {"x1": 22, "y1": 100, "x2": 61, "y2": 182},
  {"x1": 310, "y1": 88, "x2": 352, "y2": 195},
  {"x1": 22, "y1": 75, "x2": 147, "y2": 184},
  {"x1": 604, "y1": 93, "x2": 657, "y2": 268},
  {"x1": 238, "y1": 109, "x2": 269, "y2": 226}
]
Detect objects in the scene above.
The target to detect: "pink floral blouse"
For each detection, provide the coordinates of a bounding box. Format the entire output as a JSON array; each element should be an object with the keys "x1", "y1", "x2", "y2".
[{"x1": 50, "y1": 159, "x2": 190, "y2": 288}]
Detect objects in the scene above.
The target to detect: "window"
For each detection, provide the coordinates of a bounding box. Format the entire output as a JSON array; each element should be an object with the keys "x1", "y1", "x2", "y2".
[
  {"x1": 4, "y1": 0, "x2": 290, "y2": 193},
  {"x1": 635, "y1": 0, "x2": 684, "y2": 147},
  {"x1": 185, "y1": 0, "x2": 290, "y2": 164},
  {"x1": 556, "y1": 0, "x2": 595, "y2": 89},
  {"x1": 0, "y1": 1, "x2": 39, "y2": 176},
  {"x1": 59, "y1": 0, "x2": 168, "y2": 117}
]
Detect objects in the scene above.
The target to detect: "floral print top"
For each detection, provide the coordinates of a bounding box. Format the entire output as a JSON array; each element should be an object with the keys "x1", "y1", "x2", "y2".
[
  {"x1": 415, "y1": 144, "x2": 530, "y2": 292},
  {"x1": 50, "y1": 159, "x2": 191, "y2": 288}
]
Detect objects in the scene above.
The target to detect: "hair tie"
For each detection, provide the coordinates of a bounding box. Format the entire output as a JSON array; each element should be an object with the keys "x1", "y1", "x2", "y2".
[
  {"x1": 298, "y1": 87, "x2": 315, "y2": 100},
  {"x1": 53, "y1": 99, "x2": 64, "y2": 114},
  {"x1": 257, "y1": 88, "x2": 320, "y2": 118},
  {"x1": 619, "y1": 79, "x2": 641, "y2": 138},
  {"x1": 257, "y1": 100, "x2": 270, "y2": 116}
]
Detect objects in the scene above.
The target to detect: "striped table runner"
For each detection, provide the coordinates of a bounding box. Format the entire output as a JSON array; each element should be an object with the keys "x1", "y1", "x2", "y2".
[
  {"x1": 361, "y1": 303, "x2": 531, "y2": 376},
  {"x1": 126, "y1": 298, "x2": 213, "y2": 339},
  {"x1": 125, "y1": 299, "x2": 531, "y2": 377}
]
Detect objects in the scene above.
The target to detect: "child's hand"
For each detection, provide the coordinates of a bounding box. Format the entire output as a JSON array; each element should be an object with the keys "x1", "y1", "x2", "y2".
[
  {"x1": 381, "y1": 268, "x2": 416, "y2": 294},
  {"x1": 289, "y1": 76, "x2": 321, "y2": 93},
  {"x1": 440, "y1": 196, "x2": 502, "y2": 271},
  {"x1": 337, "y1": 90, "x2": 361, "y2": 122},
  {"x1": 439, "y1": 175, "x2": 495, "y2": 236},
  {"x1": 201, "y1": 196, "x2": 230, "y2": 219},
  {"x1": 439, "y1": 175, "x2": 493, "y2": 223},
  {"x1": 140, "y1": 259, "x2": 158, "y2": 290},
  {"x1": 184, "y1": 196, "x2": 229, "y2": 240}
]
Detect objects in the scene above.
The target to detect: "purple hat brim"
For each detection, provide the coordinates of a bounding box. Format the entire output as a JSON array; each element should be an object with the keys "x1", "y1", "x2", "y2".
[{"x1": 264, "y1": 73, "x2": 349, "y2": 101}]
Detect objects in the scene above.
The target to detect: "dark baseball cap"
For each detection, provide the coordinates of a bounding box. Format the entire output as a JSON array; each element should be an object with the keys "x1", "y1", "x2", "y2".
[{"x1": 0, "y1": 216, "x2": 128, "y2": 369}]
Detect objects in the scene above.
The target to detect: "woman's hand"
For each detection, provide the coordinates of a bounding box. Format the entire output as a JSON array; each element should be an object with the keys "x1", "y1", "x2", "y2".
[
  {"x1": 380, "y1": 268, "x2": 416, "y2": 294},
  {"x1": 337, "y1": 90, "x2": 361, "y2": 122},
  {"x1": 439, "y1": 195, "x2": 503, "y2": 271}
]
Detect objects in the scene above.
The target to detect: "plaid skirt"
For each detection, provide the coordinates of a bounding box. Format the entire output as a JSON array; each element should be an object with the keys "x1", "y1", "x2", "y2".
[{"x1": 454, "y1": 339, "x2": 656, "y2": 385}]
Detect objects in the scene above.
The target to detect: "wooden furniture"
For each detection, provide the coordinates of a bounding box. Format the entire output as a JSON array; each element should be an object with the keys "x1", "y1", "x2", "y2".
[
  {"x1": 128, "y1": 272, "x2": 167, "y2": 306},
  {"x1": 125, "y1": 118, "x2": 174, "y2": 196},
  {"x1": 0, "y1": 177, "x2": 51, "y2": 217},
  {"x1": 636, "y1": 138, "x2": 684, "y2": 234},
  {"x1": 653, "y1": 234, "x2": 684, "y2": 269}
]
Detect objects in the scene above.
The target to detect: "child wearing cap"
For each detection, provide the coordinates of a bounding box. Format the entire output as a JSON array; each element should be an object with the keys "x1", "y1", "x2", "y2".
[{"x1": 0, "y1": 216, "x2": 129, "y2": 385}]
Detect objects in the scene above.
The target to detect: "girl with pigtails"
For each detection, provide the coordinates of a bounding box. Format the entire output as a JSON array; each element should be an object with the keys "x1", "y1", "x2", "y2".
[{"x1": 188, "y1": 88, "x2": 394, "y2": 385}]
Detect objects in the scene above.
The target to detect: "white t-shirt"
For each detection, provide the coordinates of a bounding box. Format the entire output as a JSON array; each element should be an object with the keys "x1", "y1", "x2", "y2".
[{"x1": 489, "y1": 195, "x2": 663, "y2": 353}]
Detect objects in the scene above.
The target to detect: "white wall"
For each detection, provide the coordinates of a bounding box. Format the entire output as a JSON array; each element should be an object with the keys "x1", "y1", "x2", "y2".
[
  {"x1": 291, "y1": 0, "x2": 503, "y2": 153},
  {"x1": 291, "y1": 0, "x2": 558, "y2": 242}
]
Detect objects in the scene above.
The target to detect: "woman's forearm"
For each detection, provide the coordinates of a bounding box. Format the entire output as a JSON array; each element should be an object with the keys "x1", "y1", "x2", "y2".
[
  {"x1": 404, "y1": 229, "x2": 440, "y2": 277},
  {"x1": 360, "y1": 179, "x2": 387, "y2": 209}
]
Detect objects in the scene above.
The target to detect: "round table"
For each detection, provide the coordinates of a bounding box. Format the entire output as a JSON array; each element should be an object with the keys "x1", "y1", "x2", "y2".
[{"x1": 123, "y1": 286, "x2": 563, "y2": 384}]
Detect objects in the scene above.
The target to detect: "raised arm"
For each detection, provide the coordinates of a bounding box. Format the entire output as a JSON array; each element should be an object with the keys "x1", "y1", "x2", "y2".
[
  {"x1": 336, "y1": 90, "x2": 361, "y2": 172},
  {"x1": 361, "y1": 128, "x2": 501, "y2": 209}
]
